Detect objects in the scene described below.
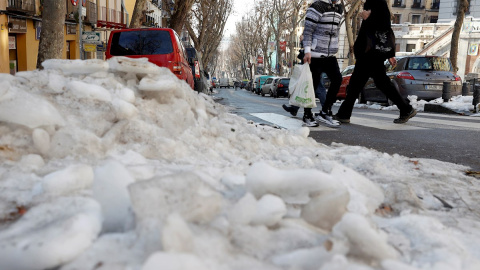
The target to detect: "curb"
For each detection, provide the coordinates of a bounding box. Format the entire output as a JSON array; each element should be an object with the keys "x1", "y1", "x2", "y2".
[{"x1": 424, "y1": 104, "x2": 472, "y2": 115}]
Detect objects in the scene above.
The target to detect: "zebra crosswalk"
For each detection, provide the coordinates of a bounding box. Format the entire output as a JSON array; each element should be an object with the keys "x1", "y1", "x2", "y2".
[{"x1": 250, "y1": 112, "x2": 480, "y2": 131}]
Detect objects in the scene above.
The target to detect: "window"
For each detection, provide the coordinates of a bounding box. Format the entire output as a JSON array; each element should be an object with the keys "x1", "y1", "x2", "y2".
[
  {"x1": 407, "y1": 57, "x2": 453, "y2": 71},
  {"x1": 110, "y1": 30, "x2": 173, "y2": 56},
  {"x1": 412, "y1": 15, "x2": 421, "y2": 24},
  {"x1": 406, "y1": 44, "x2": 416, "y2": 52},
  {"x1": 393, "y1": 14, "x2": 401, "y2": 24}
]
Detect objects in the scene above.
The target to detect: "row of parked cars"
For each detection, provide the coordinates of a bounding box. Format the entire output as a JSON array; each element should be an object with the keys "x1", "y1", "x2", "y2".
[{"x1": 243, "y1": 55, "x2": 462, "y2": 104}]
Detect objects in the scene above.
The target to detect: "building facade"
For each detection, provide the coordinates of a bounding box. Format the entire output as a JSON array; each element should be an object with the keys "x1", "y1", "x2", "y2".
[{"x1": 0, "y1": 0, "x2": 128, "y2": 74}]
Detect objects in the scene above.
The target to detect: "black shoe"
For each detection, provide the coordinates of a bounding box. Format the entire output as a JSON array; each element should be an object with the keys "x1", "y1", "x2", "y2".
[
  {"x1": 394, "y1": 109, "x2": 417, "y2": 124},
  {"x1": 282, "y1": 104, "x2": 299, "y2": 117},
  {"x1": 332, "y1": 114, "x2": 351, "y2": 123},
  {"x1": 303, "y1": 114, "x2": 319, "y2": 127}
]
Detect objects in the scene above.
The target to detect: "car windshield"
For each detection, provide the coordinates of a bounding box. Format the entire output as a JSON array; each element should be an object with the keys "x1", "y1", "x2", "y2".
[
  {"x1": 110, "y1": 30, "x2": 174, "y2": 56},
  {"x1": 281, "y1": 79, "x2": 290, "y2": 86},
  {"x1": 406, "y1": 57, "x2": 452, "y2": 71}
]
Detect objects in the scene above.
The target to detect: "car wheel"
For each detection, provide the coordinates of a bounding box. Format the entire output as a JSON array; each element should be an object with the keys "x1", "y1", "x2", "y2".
[
  {"x1": 261, "y1": 92, "x2": 265, "y2": 96},
  {"x1": 269, "y1": 90, "x2": 274, "y2": 97},
  {"x1": 358, "y1": 91, "x2": 366, "y2": 104}
]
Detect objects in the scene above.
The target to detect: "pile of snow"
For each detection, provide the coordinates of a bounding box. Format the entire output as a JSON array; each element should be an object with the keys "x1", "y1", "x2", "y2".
[
  {"x1": 0, "y1": 57, "x2": 479, "y2": 270},
  {"x1": 345, "y1": 94, "x2": 480, "y2": 116}
]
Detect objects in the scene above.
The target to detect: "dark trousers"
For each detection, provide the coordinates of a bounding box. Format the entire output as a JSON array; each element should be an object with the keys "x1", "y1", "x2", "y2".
[
  {"x1": 336, "y1": 56, "x2": 412, "y2": 119},
  {"x1": 305, "y1": 56, "x2": 342, "y2": 115}
]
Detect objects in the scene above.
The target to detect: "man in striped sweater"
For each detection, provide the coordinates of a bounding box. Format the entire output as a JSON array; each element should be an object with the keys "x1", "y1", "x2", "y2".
[{"x1": 303, "y1": 0, "x2": 344, "y2": 127}]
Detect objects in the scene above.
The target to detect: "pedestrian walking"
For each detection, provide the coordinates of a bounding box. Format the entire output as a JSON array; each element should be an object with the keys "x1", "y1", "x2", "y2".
[
  {"x1": 334, "y1": 0, "x2": 417, "y2": 124},
  {"x1": 283, "y1": 35, "x2": 327, "y2": 124},
  {"x1": 294, "y1": 0, "x2": 344, "y2": 127}
]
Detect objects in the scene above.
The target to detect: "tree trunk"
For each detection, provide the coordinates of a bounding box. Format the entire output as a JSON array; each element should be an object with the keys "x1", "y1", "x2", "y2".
[
  {"x1": 343, "y1": 0, "x2": 363, "y2": 65},
  {"x1": 37, "y1": 0, "x2": 66, "y2": 69},
  {"x1": 130, "y1": 0, "x2": 147, "y2": 28},
  {"x1": 169, "y1": 0, "x2": 195, "y2": 34},
  {"x1": 450, "y1": 0, "x2": 469, "y2": 73}
]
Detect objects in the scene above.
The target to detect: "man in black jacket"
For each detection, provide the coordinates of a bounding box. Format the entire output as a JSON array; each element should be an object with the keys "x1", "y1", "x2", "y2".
[{"x1": 334, "y1": 0, "x2": 416, "y2": 124}]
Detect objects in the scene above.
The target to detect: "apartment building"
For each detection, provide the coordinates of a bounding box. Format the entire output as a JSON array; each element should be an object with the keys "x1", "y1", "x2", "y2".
[
  {"x1": 0, "y1": 0, "x2": 128, "y2": 74},
  {"x1": 391, "y1": 0, "x2": 441, "y2": 24}
]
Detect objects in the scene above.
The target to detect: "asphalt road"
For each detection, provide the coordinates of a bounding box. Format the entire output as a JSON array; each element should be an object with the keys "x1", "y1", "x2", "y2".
[{"x1": 214, "y1": 87, "x2": 480, "y2": 172}]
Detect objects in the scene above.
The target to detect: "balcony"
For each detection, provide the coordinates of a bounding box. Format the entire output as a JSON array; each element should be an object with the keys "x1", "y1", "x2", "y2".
[
  {"x1": 431, "y1": 2, "x2": 440, "y2": 10},
  {"x1": 85, "y1": 1, "x2": 97, "y2": 24},
  {"x1": 7, "y1": 0, "x2": 36, "y2": 14},
  {"x1": 97, "y1": 6, "x2": 126, "y2": 29},
  {"x1": 411, "y1": 2, "x2": 425, "y2": 9}
]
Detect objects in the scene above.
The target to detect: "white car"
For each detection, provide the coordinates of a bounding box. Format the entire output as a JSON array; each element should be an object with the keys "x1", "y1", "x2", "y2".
[{"x1": 260, "y1": 77, "x2": 280, "y2": 96}]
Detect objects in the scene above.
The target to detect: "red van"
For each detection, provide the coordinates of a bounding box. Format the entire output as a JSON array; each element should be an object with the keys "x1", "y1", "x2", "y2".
[{"x1": 106, "y1": 28, "x2": 194, "y2": 89}]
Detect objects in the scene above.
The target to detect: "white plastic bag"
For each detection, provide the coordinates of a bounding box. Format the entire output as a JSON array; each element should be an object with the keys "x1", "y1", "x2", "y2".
[{"x1": 288, "y1": 64, "x2": 317, "y2": 108}]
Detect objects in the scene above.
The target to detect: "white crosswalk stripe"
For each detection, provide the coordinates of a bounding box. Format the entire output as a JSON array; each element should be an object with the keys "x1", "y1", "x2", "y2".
[{"x1": 251, "y1": 112, "x2": 480, "y2": 131}]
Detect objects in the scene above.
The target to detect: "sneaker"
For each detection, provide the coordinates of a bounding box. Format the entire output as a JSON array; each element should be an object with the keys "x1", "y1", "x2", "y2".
[
  {"x1": 394, "y1": 108, "x2": 417, "y2": 124},
  {"x1": 303, "y1": 114, "x2": 319, "y2": 127},
  {"x1": 332, "y1": 114, "x2": 351, "y2": 123},
  {"x1": 282, "y1": 104, "x2": 299, "y2": 117},
  {"x1": 315, "y1": 111, "x2": 340, "y2": 128}
]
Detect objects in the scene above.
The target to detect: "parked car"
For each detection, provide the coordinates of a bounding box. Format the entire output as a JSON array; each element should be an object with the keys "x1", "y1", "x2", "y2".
[
  {"x1": 360, "y1": 56, "x2": 462, "y2": 104},
  {"x1": 219, "y1": 78, "x2": 235, "y2": 88},
  {"x1": 338, "y1": 65, "x2": 355, "y2": 99},
  {"x1": 272, "y1": 77, "x2": 290, "y2": 98},
  {"x1": 185, "y1": 47, "x2": 209, "y2": 93},
  {"x1": 261, "y1": 77, "x2": 280, "y2": 96},
  {"x1": 246, "y1": 80, "x2": 254, "y2": 92},
  {"x1": 254, "y1": 75, "x2": 273, "y2": 94},
  {"x1": 106, "y1": 28, "x2": 194, "y2": 89}
]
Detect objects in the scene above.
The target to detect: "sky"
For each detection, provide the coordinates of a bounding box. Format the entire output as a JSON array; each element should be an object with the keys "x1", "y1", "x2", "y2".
[
  {"x1": 224, "y1": 0, "x2": 257, "y2": 39},
  {"x1": 0, "y1": 58, "x2": 480, "y2": 270}
]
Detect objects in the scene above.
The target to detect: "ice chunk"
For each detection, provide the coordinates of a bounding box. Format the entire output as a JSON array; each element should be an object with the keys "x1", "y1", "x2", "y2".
[
  {"x1": 0, "y1": 88, "x2": 65, "y2": 128},
  {"x1": 42, "y1": 59, "x2": 109, "y2": 75},
  {"x1": 108, "y1": 56, "x2": 162, "y2": 75},
  {"x1": 301, "y1": 187, "x2": 350, "y2": 231},
  {"x1": 93, "y1": 160, "x2": 135, "y2": 233},
  {"x1": 39, "y1": 164, "x2": 94, "y2": 197},
  {"x1": 18, "y1": 154, "x2": 45, "y2": 170},
  {"x1": 330, "y1": 164, "x2": 384, "y2": 215},
  {"x1": 32, "y1": 128, "x2": 50, "y2": 154},
  {"x1": 129, "y1": 172, "x2": 223, "y2": 225},
  {"x1": 272, "y1": 247, "x2": 336, "y2": 270},
  {"x1": 162, "y1": 213, "x2": 194, "y2": 252},
  {"x1": 67, "y1": 81, "x2": 112, "y2": 102},
  {"x1": 60, "y1": 232, "x2": 143, "y2": 270},
  {"x1": 251, "y1": 194, "x2": 287, "y2": 227},
  {"x1": 113, "y1": 98, "x2": 138, "y2": 120},
  {"x1": 138, "y1": 73, "x2": 184, "y2": 92},
  {"x1": 246, "y1": 162, "x2": 342, "y2": 204},
  {"x1": 228, "y1": 193, "x2": 257, "y2": 225},
  {"x1": 142, "y1": 253, "x2": 209, "y2": 270},
  {"x1": 332, "y1": 213, "x2": 398, "y2": 262},
  {"x1": 0, "y1": 197, "x2": 102, "y2": 270}
]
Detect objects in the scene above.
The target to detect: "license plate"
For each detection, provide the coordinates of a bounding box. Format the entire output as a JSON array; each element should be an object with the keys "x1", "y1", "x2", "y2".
[{"x1": 425, "y1": 85, "x2": 443, "y2": 90}]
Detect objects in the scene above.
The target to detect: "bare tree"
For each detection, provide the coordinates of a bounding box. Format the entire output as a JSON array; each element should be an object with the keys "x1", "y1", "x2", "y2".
[
  {"x1": 450, "y1": 0, "x2": 469, "y2": 72},
  {"x1": 130, "y1": 0, "x2": 147, "y2": 28},
  {"x1": 286, "y1": 0, "x2": 306, "y2": 73},
  {"x1": 168, "y1": 0, "x2": 196, "y2": 34},
  {"x1": 185, "y1": 0, "x2": 233, "y2": 72},
  {"x1": 130, "y1": 0, "x2": 195, "y2": 32},
  {"x1": 37, "y1": 0, "x2": 66, "y2": 69},
  {"x1": 265, "y1": 0, "x2": 291, "y2": 76},
  {"x1": 341, "y1": 0, "x2": 363, "y2": 65}
]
